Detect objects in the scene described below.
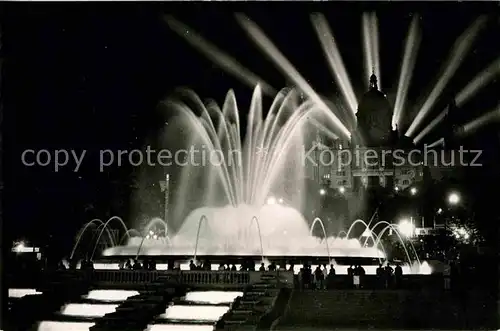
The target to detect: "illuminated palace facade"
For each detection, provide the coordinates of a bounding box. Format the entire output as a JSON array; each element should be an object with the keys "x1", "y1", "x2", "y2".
[{"x1": 306, "y1": 73, "x2": 425, "y2": 197}]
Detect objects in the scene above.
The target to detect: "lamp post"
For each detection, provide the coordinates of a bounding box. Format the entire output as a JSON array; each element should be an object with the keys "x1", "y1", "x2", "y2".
[
  {"x1": 445, "y1": 191, "x2": 461, "y2": 231},
  {"x1": 159, "y1": 174, "x2": 170, "y2": 227}
]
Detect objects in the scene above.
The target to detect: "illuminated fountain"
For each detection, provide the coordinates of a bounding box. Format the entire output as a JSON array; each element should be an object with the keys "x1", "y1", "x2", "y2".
[
  {"x1": 68, "y1": 87, "x2": 434, "y2": 273},
  {"x1": 70, "y1": 11, "x2": 495, "y2": 274},
  {"x1": 96, "y1": 86, "x2": 386, "y2": 261}
]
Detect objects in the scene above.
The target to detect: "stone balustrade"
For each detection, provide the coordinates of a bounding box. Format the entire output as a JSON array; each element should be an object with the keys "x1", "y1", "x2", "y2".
[
  {"x1": 54, "y1": 269, "x2": 295, "y2": 288},
  {"x1": 91, "y1": 270, "x2": 161, "y2": 284}
]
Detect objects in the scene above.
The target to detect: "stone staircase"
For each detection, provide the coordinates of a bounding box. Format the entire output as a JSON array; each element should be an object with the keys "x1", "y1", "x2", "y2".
[
  {"x1": 8, "y1": 272, "x2": 91, "y2": 331},
  {"x1": 89, "y1": 290, "x2": 174, "y2": 331},
  {"x1": 216, "y1": 281, "x2": 281, "y2": 330}
]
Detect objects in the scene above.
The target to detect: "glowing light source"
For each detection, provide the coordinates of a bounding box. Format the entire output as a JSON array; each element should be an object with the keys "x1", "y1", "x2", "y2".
[
  {"x1": 158, "y1": 305, "x2": 230, "y2": 322},
  {"x1": 456, "y1": 57, "x2": 500, "y2": 106},
  {"x1": 9, "y1": 288, "x2": 42, "y2": 298},
  {"x1": 13, "y1": 241, "x2": 25, "y2": 253},
  {"x1": 437, "y1": 208, "x2": 443, "y2": 214},
  {"x1": 413, "y1": 111, "x2": 447, "y2": 144},
  {"x1": 163, "y1": 15, "x2": 276, "y2": 97},
  {"x1": 414, "y1": 57, "x2": 500, "y2": 144},
  {"x1": 393, "y1": 15, "x2": 421, "y2": 129},
  {"x1": 83, "y1": 290, "x2": 139, "y2": 302},
  {"x1": 278, "y1": 198, "x2": 284, "y2": 204},
  {"x1": 37, "y1": 321, "x2": 95, "y2": 331},
  {"x1": 427, "y1": 138, "x2": 444, "y2": 148},
  {"x1": 370, "y1": 13, "x2": 381, "y2": 89},
  {"x1": 184, "y1": 291, "x2": 243, "y2": 305},
  {"x1": 398, "y1": 219, "x2": 415, "y2": 237},
  {"x1": 453, "y1": 227, "x2": 470, "y2": 241},
  {"x1": 339, "y1": 186, "x2": 345, "y2": 194},
  {"x1": 266, "y1": 196, "x2": 277, "y2": 205},
  {"x1": 458, "y1": 105, "x2": 500, "y2": 137},
  {"x1": 60, "y1": 303, "x2": 118, "y2": 318},
  {"x1": 319, "y1": 188, "x2": 326, "y2": 196},
  {"x1": 89, "y1": 263, "x2": 120, "y2": 270},
  {"x1": 447, "y1": 192, "x2": 460, "y2": 205},
  {"x1": 362, "y1": 13, "x2": 374, "y2": 90},
  {"x1": 406, "y1": 16, "x2": 488, "y2": 137},
  {"x1": 362, "y1": 12, "x2": 381, "y2": 90},
  {"x1": 394, "y1": 186, "x2": 400, "y2": 192},
  {"x1": 311, "y1": 13, "x2": 358, "y2": 115},
  {"x1": 410, "y1": 187, "x2": 417, "y2": 195},
  {"x1": 235, "y1": 13, "x2": 351, "y2": 139}
]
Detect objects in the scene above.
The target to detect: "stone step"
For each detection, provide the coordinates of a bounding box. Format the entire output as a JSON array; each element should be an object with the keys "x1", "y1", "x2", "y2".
[
  {"x1": 232, "y1": 309, "x2": 253, "y2": 314},
  {"x1": 240, "y1": 300, "x2": 260, "y2": 305},
  {"x1": 224, "y1": 318, "x2": 248, "y2": 324},
  {"x1": 252, "y1": 283, "x2": 274, "y2": 288},
  {"x1": 242, "y1": 294, "x2": 262, "y2": 298}
]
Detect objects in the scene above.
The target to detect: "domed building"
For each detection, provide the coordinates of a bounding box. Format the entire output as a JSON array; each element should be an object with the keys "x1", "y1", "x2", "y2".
[
  {"x1": 354, "y1": 72, "x2": 393, "y2": 147},
  {"x1": 304, "y1": 71, "x2": 426, "y2": 221}
]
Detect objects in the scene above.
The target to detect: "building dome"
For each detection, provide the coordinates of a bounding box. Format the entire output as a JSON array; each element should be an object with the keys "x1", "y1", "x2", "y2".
[{"x1": 355, "y1": 73, "x2": 393, "y2": 146}]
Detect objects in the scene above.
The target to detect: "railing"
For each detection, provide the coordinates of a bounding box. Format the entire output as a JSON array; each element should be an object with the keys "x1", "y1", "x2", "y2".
[
  {"x1": 180, "y1": 271, "x2": 251, "y2": 285},
  {"x1": 44, "y1": 270, "x2": 295, "y2": 287},
  {"x1": 91, "y1": 270, "x2": 161, "y2": 284}
]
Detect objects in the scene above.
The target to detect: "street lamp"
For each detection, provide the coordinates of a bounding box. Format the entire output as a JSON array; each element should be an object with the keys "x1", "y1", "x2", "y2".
[
  {"x1": 398, "y1": 219, "x2": 415, "y2": 237},
  {"x1": 319, "y1": 188, "x2": 326, "y2": 196},
  {"x1": 13, "y1": 241, "x2": 25, "y2": 253},
  {"x1": 447, "y1": 192, "x2": 460, "y2": 206}
]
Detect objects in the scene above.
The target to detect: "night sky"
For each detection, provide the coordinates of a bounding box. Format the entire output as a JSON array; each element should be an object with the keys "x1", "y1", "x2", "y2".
[{"x1": 3, "y1": 3, "x2": 500, "y2": 251}]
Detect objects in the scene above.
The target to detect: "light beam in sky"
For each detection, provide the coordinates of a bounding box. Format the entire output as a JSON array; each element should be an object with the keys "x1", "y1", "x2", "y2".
[
  {"x1": 164, "y1": 15, "x2": 277, "y2": 97},
  {"x1": 406, "y1": 16, "x2": 488, "y2": 137}
]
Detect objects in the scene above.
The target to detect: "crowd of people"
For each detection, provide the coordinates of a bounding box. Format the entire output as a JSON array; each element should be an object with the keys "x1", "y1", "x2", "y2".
[
  {"x1": 54, "y1": 258, "x2": 467, "y2": 291},
  {"x1": 118, "y1": 259, "x2": 157, "y2": 270},
  {"x1": 57, "y1": 258, "x2": 96, "y2": 271},
  {"x1": 294, "y1": 263, "x2": 405, "y2": 290},
  {"x1": 297, "y1": 264, "x2": 336, "y2": 289}
]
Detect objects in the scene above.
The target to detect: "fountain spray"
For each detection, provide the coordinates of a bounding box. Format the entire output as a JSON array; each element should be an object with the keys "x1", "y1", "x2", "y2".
[{"x1": 160, "y1": 174, "x2": 170, "y2": 230}]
